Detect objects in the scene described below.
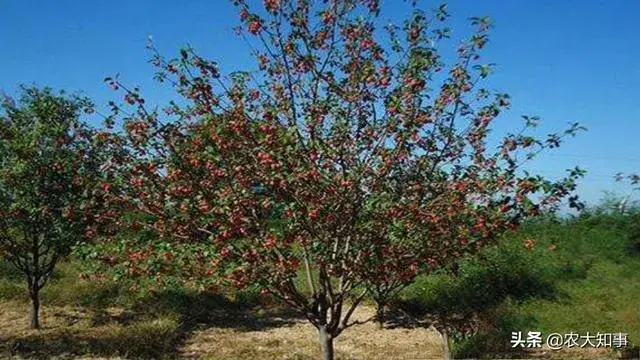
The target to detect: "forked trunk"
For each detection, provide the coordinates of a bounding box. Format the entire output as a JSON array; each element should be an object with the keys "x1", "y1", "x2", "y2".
[{"x1": 318, "y1": 326, "x2": 334, "y2": 360}]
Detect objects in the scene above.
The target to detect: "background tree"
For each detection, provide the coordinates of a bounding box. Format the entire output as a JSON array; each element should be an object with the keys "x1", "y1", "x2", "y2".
[
  {"x1": 0, "y1": 87, "x2": 100, "y2": 329},
  {"x1": 90, "y1": 1, "x2": 583, "y2": 359},
  {"x1": 613, "y1": 173, "x2": 639, "y2": 214},
  {"x1": 617, "y1": 173, "x2": 639, "y2": 187}
]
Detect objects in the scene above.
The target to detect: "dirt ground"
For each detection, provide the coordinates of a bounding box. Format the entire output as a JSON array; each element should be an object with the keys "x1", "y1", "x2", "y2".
[
  {"x1": 0, "y1": 301, "x2": 444, "y2": 359},
  {"x1": 179, "y1": 306, "x2": 444, "y2": 359}
]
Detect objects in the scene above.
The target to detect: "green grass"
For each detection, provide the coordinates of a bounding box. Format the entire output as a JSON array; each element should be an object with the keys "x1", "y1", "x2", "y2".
[
  {"x1": 514, "y1": 213, "x2": 640, "y2": 344},
  {"x1": 394, "y1": 210, "x2": 640, "y2": 358}
]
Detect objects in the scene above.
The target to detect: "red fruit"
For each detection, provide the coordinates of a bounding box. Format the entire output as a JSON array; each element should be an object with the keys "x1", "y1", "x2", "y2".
[
  {"x1": 405, "y1": 78, "x2": 425, "y2": 91},
  {"x1": 264, "y1": 235, "x2": 277, "y2": 249},
  {"x1": 264, "y1": 0, "x2": 280, "y2": 12},
  {"x1": 409, "y1": 28, "x2": 420, "y2": 41},
  {"x1": 322, "y1": 11, "x2": 334, "y2": 24},
  {"x1": 361, "y1": 38, "x2": 374, "y2": 50},
  {"x1": 259, "y1": 124, "x2": 273, "y2": 133},
  {"x1": 220, "y1": 247, "x2": 230, "y2": 257},
  {"x1": 308, "y1": 208, "x2": 319, "y2": 220},
  {"x1": 131, "y1": 177, "x2": 144, "y2": 187},
  {"x1": 198, "y1": 200, "x2": 210, "y2": 212},
  {"x1": 101, "y1": 183, "x2": 111, "y2": 192},
  {"x1": 523, "y1": 238, "x2": 536, "y2": 250},
  {"x1": 248, "y1": 20, "x2": 262, "y2": 35},
  {"x1": 84, "y1": 228, "x2": 95, "y2": 239}
]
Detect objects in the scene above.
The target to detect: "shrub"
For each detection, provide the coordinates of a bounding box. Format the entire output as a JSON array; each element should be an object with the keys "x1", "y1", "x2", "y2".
[{"x1": 395, "y1": 237, "x2": 561, "y2": 357}]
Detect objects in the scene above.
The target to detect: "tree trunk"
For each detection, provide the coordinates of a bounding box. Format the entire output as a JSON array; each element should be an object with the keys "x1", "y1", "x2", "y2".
[
  {"x1": 30, "y1": 288, "x2": 41, "y2": 329},
  {"x1": 441, "y1": 328, "x2": 452, "y2": 360},
  {"x1": 376, "y1": 301, "x2": 385, "y2": 329},
  {"x1": 318, "y1": 326, "x2": 334, "y2": 360}
]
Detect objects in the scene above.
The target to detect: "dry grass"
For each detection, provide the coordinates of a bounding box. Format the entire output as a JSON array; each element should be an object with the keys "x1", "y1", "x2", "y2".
[
  {"x1": 0, "y1": 299, "x2": 625, "y2": 359},
  {"x1": 0, "y1": 300, "x2": 447, "y2": 360},
  {"x1": 0, "y1": 300, "x2": 181, "y2": 359},
  {"x1": 180, "y1": 306, "x2": 444, "y2": 360}
]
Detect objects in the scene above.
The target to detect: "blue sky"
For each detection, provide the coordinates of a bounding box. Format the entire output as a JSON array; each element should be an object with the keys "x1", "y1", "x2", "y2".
[{"x1": 2, "y1": 0, "x2": 639, "y2": 207}]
